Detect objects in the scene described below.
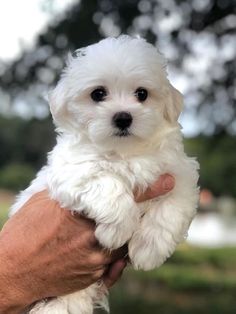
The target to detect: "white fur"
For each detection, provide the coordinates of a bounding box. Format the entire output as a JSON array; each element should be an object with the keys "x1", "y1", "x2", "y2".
[{"x1": 11, "y1": 35, "x2": 199, "y2": 314}]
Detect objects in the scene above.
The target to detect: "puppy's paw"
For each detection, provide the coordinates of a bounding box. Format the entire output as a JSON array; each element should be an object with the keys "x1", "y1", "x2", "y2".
[
  {"x1": 128, "y1": 229, "x2": 176, "y2": 271},
  {"x1": 95, "y1": 220, "x2": 136, "y2": 250}
]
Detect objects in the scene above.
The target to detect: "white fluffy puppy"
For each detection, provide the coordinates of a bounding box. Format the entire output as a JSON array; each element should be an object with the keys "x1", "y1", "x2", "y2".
[{"x1": 11, "y1": 35, "x2": 199, "y2": 314}]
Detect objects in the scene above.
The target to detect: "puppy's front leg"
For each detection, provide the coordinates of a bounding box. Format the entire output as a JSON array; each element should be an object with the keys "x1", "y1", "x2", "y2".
[
  {"x1": 129, "y1": 164, "x2": 199, "y2": 270},
  {"x1": 52, "y1": 173, "x2": 139, "y2": 250}
]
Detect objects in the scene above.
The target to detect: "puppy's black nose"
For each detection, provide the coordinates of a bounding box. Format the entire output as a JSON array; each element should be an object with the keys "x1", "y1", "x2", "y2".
[{"x1": 112, "y1": 112, "x2": 133, "y2": 130}]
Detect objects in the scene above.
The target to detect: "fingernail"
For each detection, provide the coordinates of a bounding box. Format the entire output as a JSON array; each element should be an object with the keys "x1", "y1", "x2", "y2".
[{"x1": 163, "y1": 176, "x2": 175, "y2": 191}]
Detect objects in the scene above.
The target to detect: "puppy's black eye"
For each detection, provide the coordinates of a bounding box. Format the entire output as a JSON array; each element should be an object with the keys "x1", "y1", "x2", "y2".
[
  {"x1": 135, "y1": 88, "x2": 148, "y2": 102},
  {"x1": 90, "y1": 87, "x2": 107, "y2": 102}
]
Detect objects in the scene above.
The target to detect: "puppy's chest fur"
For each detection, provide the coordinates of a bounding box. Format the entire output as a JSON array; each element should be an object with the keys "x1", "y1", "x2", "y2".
[{"x1": 48, "y1": 138, "x2": 173, "y2": 193}]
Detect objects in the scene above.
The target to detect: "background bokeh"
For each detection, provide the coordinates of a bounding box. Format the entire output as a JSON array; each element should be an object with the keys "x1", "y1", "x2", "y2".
[{"x1": 0, "y1": 0, "x2": 235, "y2": 313}]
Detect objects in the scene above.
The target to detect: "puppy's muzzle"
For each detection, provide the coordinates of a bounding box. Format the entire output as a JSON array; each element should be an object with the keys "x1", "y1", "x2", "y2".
[{"x1": 112, "y1": 111, "x2": 133, "y2": 131}]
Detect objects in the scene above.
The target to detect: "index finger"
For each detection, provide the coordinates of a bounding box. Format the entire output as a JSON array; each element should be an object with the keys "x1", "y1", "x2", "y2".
[
  {"x1": 134, "y1": 174, "x2": 175, "y2": 203},
  {"x1": 103, "y1": 259, "x2": 127, "y2": 288}
]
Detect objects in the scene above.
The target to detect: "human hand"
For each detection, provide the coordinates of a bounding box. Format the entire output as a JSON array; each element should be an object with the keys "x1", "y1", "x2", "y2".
[{"x1": 0, "y1": 191, "x2": 127, "y2": 313}]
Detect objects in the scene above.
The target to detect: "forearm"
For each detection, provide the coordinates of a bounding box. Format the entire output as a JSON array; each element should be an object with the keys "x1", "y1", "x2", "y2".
[
  {"x1": 0, "y1": 239, "x2": 31, "y2": 314},
  {"x1": 0, "y1": 294, "x2": 24, "y2": 314}
]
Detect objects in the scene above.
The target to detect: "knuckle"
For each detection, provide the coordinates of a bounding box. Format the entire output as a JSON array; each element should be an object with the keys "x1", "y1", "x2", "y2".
[
  {"x1": 80, "y1": 229, "x2": 96, "y2": 245},
  {"x1": 88, "y1": 252, "x2": 105, "y2": 266}
]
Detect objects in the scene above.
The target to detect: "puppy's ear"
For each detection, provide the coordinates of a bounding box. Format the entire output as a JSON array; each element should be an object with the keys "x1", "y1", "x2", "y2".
[
  {"x1": 49, "y1": 82, "x2": 72, "y2": 130},
  {"x1": 163, "y1": 84, "x2": 183, "y2": 123}
]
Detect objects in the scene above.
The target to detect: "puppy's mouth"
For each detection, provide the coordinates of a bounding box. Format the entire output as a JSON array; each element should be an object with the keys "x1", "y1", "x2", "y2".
[{"x1": 114, "y1": 129, "x2": 131, "y2": 137}]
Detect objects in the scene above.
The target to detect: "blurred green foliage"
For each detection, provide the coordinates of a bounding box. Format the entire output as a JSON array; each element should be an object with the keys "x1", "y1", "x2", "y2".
[
  {"x1": 0, "y1": 115, "x2": 54, "y2": 191},
  {"x1": 0, "y1": 115, "x2": 55, "y2": 170},
  {"x1": 185, "y1": 134, "x2": 236, "y2": 197},
  {"x1": 0, "y1": 163, "x2": 35, "y2": 191}
]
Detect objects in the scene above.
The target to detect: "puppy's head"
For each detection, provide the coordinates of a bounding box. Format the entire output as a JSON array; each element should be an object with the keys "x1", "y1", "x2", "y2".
[{"x1": 49, "y1": 35, "x2": 183, "y2": 151}]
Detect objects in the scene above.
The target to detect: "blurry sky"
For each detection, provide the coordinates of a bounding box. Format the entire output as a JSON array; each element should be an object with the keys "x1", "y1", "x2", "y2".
[{"x1": 0, "y1": 0, "x2": 77, "y2": 60}]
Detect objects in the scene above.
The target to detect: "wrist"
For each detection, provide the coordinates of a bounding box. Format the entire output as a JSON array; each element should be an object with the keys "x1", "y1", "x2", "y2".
[{"x1": 0, "y1": 237, "x2": 34, "y2": 313}]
